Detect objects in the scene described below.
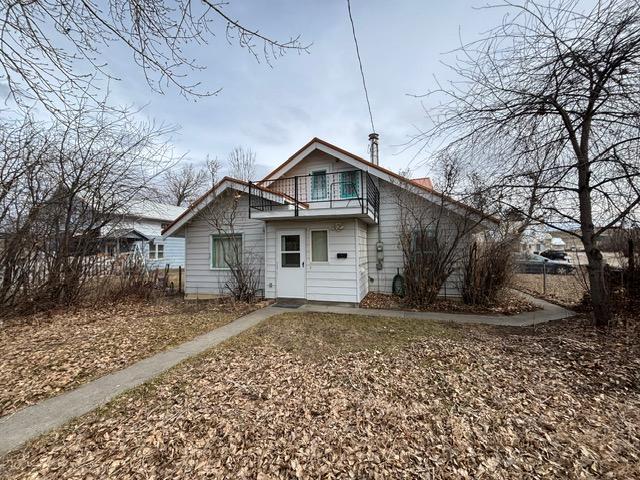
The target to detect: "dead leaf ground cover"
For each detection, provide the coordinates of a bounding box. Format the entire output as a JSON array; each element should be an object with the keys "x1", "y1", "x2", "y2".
[
  {"x1": 0, "y1": 298, "x2": 260, "y2": 416},
  {"x1": 360, "y1": 290, "x2": 539, "y2": 315},
  {"x1": 513, "y1": 273, "x2": 589, "y2": 307},
  {"x1": 2, "y1": 312, "x2": 639, "y2": 479}
]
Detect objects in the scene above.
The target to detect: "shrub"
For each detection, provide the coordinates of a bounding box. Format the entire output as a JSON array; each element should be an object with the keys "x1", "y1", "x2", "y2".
[{"x1": 460, "y1": 240, "x2": 513, "y2": 306}]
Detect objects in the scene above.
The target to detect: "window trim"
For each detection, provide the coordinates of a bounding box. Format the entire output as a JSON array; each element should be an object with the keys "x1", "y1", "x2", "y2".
[
  {"x1": 148, "y1": 242, "x2": 164, "y2": 260},
  {"x1": 310, "y1": 229, "x2": 329, "y2": 263},
  {"x1": 209, "y1": 233, "x2": 243, "y2": 270}
]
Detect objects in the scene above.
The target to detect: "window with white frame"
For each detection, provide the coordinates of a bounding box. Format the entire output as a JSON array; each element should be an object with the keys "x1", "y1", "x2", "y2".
[
  {"x1": 148, "y1": 242, "x2": 164, "y2": 260},
  {"x1": 311, "y1": 230, "x2": 328, "y2": 262},
  {"x1": 211, "y1": 234, "x2": 242, "y2": 269}
]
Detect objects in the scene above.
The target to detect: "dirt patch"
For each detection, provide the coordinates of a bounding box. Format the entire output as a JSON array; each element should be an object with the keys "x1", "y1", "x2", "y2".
[
  {"x1": 513, "y1": 273, "x2": 589, "y2": 307},
  {"x1": 0, "y1": 297, "x2": 265, "y2": 416},
  {"x1": 1, "y1": 312, "x2": 638, "y2": 479},
  {"x1": 360, "y1": 291, "x2": 539, "y2": 315}
]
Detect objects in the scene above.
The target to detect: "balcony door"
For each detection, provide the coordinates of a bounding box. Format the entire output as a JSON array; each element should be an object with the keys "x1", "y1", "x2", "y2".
[
  {"x1": 310, "y1": 169, "x2": 328, "y2": 201},
  {"x1": 277, "y1": 230, "x2": 306, "y2": 298}
]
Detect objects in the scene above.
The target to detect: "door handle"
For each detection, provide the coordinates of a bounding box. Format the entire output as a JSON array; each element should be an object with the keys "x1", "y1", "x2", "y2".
[{"x1": 302, "y1": 261, "x2": 305, "y2": 267}]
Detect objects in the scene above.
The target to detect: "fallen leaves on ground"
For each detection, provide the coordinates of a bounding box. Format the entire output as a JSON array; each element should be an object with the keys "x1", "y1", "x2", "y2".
[
  {"x1": 360, "y1": 291, "x2": 539, "y2": 315},
  {"x1": 2, "y1": 312, "x2": 638, "y2": 479},
  {"x1": 0, "y1": 298, "x2": 261, "y2": 416},
  {"x1": 513, "y1": 273, "x2": 588, "y2": 308}
]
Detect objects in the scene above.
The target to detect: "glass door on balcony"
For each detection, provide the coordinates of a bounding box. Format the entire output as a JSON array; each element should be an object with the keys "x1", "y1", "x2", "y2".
[
  {"x1": 310, "y1": 169, "x2": 328, "y2": 201},
  {"x1": 340, "y1": 171, "x2": 360, "y2": 199}
]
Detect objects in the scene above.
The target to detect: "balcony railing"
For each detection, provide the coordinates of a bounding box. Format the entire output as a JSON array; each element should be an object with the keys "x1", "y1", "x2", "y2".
[{"x1": 248, "y1": 170, "x2": 379, "y2": 222}]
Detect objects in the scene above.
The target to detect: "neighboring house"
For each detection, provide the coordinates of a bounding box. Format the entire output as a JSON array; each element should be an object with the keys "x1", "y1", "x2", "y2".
[
  {"x1": 102, "y1": 200, "x2": 187, "y2": 269},
  {"x1": 521, "y1": 229, "x2": 571, "y2": 254},
  {"x1": 163, "y1": 137, "x2": 497, "y2": 302},
  {"x1": 550, "y1": 237, "x2": 566, "y2": 251}
]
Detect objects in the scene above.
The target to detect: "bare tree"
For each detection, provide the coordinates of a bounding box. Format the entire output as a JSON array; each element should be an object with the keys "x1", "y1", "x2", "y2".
[
  {"x1": 159, "y1": 163, "x2": 208, "y2": 206},
  {"x1": 228, "y1": 146, "x2": 256, "y2": 182},
  {"x1": 205, "y1": 155, "x2": 223, "y2": 187},
  {"x1": 0, "y1": 105, "x2": 172, "y2": 315},
  {"x1": 0, "y1": 1, "x2": 309, "y2": 113},
  {"x1": 202, "y1": 189, "x2": 261, "y2": 301},
  {"x1": 414, "y1": 0, "x2": 640, "y2": 327}
]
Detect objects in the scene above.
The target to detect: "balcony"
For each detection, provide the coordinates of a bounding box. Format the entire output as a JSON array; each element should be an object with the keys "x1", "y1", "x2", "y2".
[{"x1": 248, "y1": 170, "x2": 380, "y2": 223}]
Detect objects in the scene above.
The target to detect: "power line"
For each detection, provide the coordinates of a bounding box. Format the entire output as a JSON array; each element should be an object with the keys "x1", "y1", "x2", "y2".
[{"x1": 346, "y1": 0, "x2": 376, "y2": 134}]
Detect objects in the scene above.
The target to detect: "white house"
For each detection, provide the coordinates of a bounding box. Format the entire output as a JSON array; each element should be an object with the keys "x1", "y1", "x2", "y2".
[
  {"x1": 163, "y1": 137, "x2": 497, "y2": 302},
  {"x1": 101, "y1": 200, "x2": 187, "y2": 269}
]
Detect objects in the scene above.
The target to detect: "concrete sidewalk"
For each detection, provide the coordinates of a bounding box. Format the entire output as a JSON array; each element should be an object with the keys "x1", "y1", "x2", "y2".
[
  {"x1": 301, "y1": 294, "x2": 574, "y2": 327},
  {"x1": 0, "y1": 295, "x2": 573, "y2": 457},
  {"x1": 0, "y1": 305, "x2": 289, "y2": 457}
]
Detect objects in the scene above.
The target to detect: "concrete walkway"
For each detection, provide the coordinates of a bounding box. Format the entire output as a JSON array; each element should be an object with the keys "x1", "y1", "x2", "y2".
[
  {"x1": 0, "y1": 295, "x2": 573, "y2": 457},
  {"x1": 0, "y1": 305, "x2": 289, "y2": 457},
  {"x1": 301, "y1": 294, "x2": 574, "y2": 327}
]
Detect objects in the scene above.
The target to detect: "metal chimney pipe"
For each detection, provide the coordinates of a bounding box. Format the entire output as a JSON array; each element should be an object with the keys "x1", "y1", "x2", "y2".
[{"x1": 368, "y1": 132, "x2": 379, "y2": 165}]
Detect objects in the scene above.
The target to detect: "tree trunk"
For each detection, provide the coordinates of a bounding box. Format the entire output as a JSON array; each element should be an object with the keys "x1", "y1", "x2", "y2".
[
  {"x1": 575, "y1": 129, "x2": 611, "y2": 328},
  {"x1": 584, "y1": 241, "x2": 611, "y2": 328}
]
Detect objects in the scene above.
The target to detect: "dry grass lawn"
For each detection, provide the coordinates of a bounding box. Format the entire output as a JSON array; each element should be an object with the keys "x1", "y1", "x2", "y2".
[
  {"x1": 513, "y1": 272, "x2": 589, "y2": 307},
  {"x1": 0, "y1": 298, "x2": 258, "y2": 416},
  {"x1": 1, "y1": 312, "x2": 639, "y2": 479}
]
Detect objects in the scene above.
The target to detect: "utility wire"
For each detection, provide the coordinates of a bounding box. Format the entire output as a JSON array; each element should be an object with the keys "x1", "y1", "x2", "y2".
[{"x1": 346, "y1": 0, "x2": 376, "y2": 133}]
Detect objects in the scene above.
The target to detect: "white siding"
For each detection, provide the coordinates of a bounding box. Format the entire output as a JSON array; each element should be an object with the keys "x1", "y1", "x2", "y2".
[
  {"x1": 105, "y1": 217, "x2": 186, "y2": 268},
  {"x1": 182, "y1": 193, "x2": 265, "y2": 296},
  {"x1": 144, "y1": 237, "x2": 185, "y2": 269},
  {"x1": 265, "y1": 219, "x2": 360, "y2": 303},
  {"x1": 285, "y1": 150, "x2": 354, "y2": 178},
  {"x1": 367, "y1": 179, "x2": 465, "y2": 298},
  {"x1": 355, "y1": 219, "x2": 369, "y2": 302}
]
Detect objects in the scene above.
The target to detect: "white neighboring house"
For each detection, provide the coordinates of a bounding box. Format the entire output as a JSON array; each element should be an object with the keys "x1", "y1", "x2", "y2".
[
  {"x1": 520, "y1": 230, "x2": 567, "y2": 254},
  {"x1": 101, "y1": 200, "x2": 187, "y2": 269},
  {"x1": 162, "y1": 137, "x2": 497, "y2": 302},
  {"x1": 550, "y1": 237, "x2": 566, "y2": 251}
]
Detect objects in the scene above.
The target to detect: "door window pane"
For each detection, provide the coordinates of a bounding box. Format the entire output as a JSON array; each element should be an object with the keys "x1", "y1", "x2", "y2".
[
  {"x1": 281, "y1": 235, "x2": 300, "y2": 252},
  {"x1": 311, "y1": 230, "x2": 328, "y2": 262},
  {"x1": 340, "y1": 171, "x2": 360, "y2": 199},
  {"x1": 310, "y1": 170, "x2": 327, "y2": 200},
  {"x1": 281, "y1": 252, "x2": 301, "y2": 267}
]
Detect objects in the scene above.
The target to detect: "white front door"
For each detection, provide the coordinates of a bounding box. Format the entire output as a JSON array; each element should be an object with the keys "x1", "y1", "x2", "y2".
[{"x1": 277, "y1": 230, "x2": 306, "y2": 298}]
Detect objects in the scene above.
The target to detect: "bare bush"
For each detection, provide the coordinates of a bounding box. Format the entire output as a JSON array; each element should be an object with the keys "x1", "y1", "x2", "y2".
[
  {"x1": 0, "y1": 107, "x2": 172, "y2": 316},
  {"x1": 203, "y1": 189, "x2": 261, "y2": 302},
  {"x1": 460, "y1": 239, "x2": 514, "y2": 306},
  {"x1": 394, "y1": 156, "x2": 494, "y2": 307}
]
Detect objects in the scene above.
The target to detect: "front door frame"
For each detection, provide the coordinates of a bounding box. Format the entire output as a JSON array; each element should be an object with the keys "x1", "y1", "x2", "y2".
[{"x1": 276, "y1": 229, "x2": 307, "y2": 299}]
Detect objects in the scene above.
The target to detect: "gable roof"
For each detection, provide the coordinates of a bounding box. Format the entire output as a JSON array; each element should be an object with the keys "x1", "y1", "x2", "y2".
[
  {"x1": 118, "y1": 200, "x2": 187, "y2": 222},
  {"x1": 263, "y1": 137, "x2": 498, "y2": 224},
  {"x1": 162, "y1": 176, "x2": 299, "y2": 237},
  {"x1": 163, "y1": 138, "x2": 498, "y2": 237},
  {"x1": 101, "y1": 228, "x2": 150, "y2": 241}
]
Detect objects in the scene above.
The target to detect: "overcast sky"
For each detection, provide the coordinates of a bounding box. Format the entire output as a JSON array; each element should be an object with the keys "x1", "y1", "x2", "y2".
[{"x1": 104, "y1": 0, "x2": 505, "y2": 179}]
